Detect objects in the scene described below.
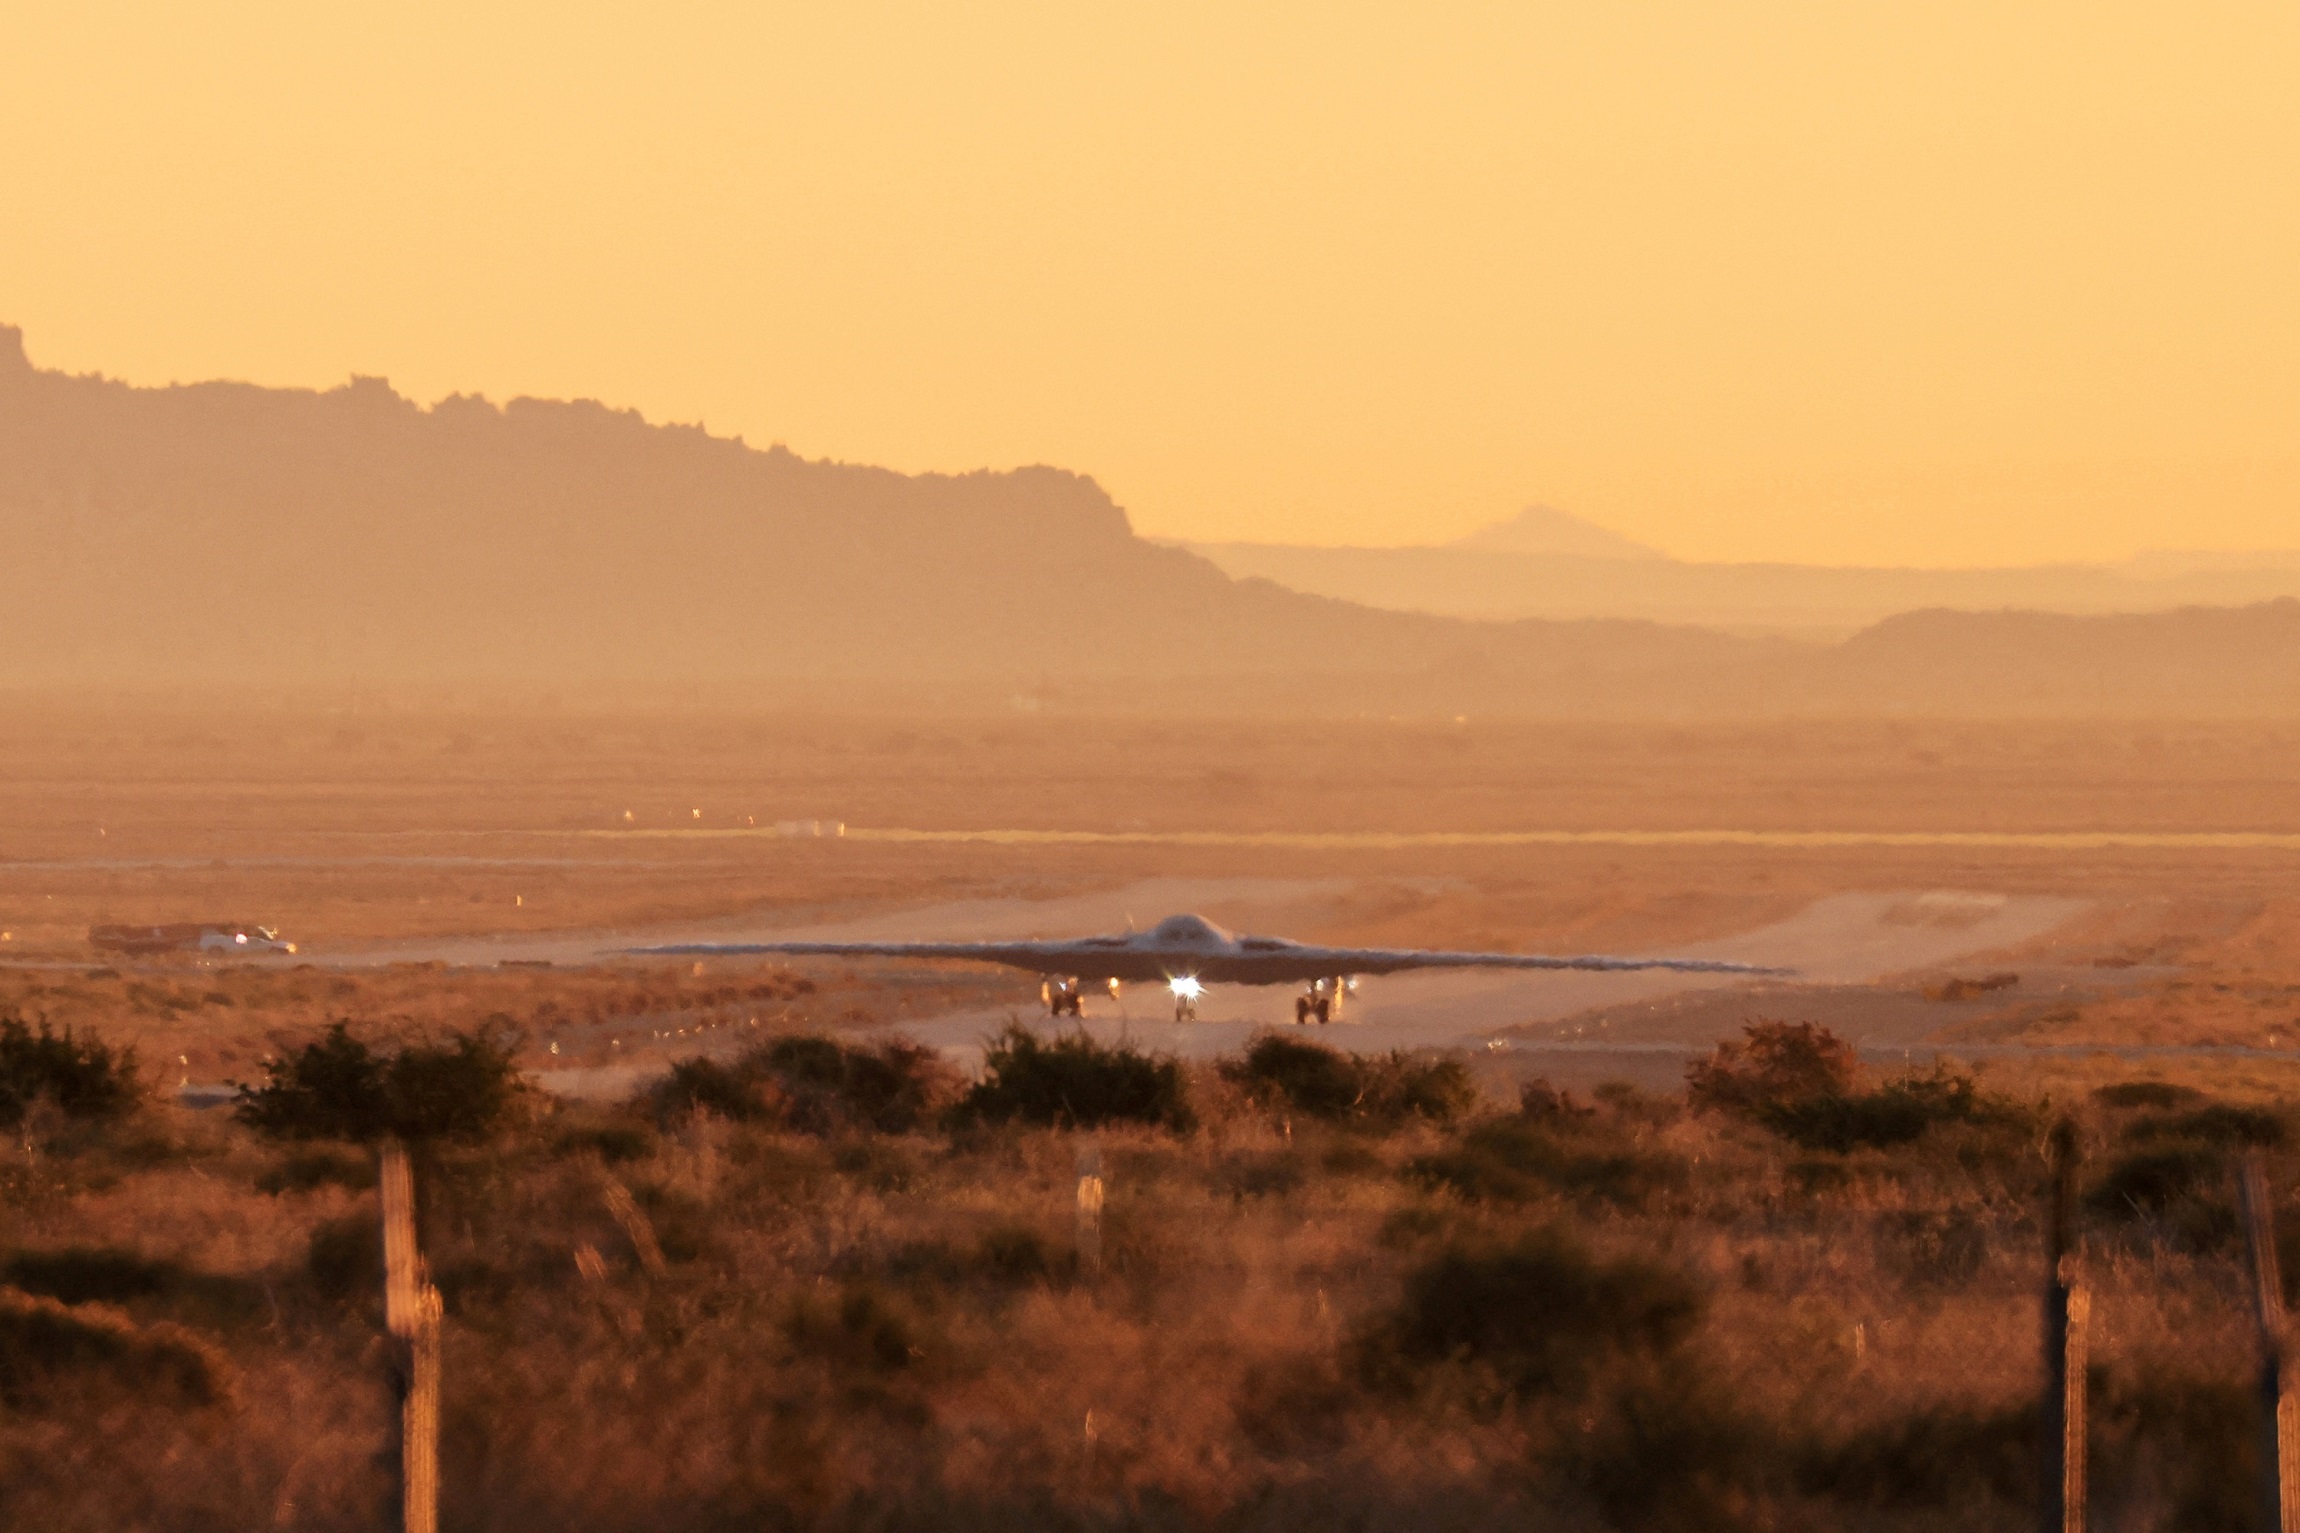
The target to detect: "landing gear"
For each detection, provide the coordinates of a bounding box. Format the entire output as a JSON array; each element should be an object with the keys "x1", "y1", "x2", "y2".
[
  {"x1": 1041, "y1": 976, "x2": 1087, "y2": 1017},
  {"x1": 1174, "y1": 993, "x2": 1197, "y2": 1023},
  {"x1": 1294, "y1": 977, "x2": 1350, "y2": 1024}
]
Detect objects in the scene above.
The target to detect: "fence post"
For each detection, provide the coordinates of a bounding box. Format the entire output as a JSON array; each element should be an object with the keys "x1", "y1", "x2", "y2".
[
  {"x1": 1075, "y1": 1144, "x2": 1104, "y2": 1278},
  {"x1": 2239, "y1": 1153, "x2": 2300, "y2": 1533},
  {"x1": 601, "y1": 1177, "x2": 668, "y2": 1279},
  {"x1": 2041, "y1": 1119, "x2": 2087, "y2": 1533},
  {"x1": 381, "y1": 1138, "x2": 443, "y2": 1533}
]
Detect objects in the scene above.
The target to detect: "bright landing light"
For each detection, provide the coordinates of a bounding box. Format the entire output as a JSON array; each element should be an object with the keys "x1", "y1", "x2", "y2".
[{"x1": 1167, "y1": 976, "x2": 1204, "y2": 999}]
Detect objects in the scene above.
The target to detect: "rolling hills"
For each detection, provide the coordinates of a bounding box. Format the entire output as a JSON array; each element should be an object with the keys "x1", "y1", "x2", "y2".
[{"x1": 3, "y1": 327, "x2": 2292, "y2": 716}]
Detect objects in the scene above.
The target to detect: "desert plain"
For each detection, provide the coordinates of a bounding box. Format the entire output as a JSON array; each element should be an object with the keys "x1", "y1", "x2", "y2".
[
  {"x1": 6, "y1": 704, "x2": 2300, "y2": 1530},
  {"x1": 9, "y1": 709, "x2": 2300, "y2": 1087}
]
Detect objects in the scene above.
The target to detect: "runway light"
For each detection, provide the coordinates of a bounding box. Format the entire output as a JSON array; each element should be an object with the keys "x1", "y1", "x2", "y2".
[{"x1": 1168, "y1": 975, "x2": 1203, "y2": 999}]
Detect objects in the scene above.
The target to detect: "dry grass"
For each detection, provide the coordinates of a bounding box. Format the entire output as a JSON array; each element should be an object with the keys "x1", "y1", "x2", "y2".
[{"x1": 0, "y1": 1029, "x2": 2294, "y2": 1531}]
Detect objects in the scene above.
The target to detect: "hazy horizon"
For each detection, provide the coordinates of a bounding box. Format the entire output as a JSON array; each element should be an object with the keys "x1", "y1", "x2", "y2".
[
  {"x1": 8, "y1": 5, "x2": 2298, "y2": 566},
  {"x1": 14, "y1": 321, "x2": 2298, "y2": 580}
]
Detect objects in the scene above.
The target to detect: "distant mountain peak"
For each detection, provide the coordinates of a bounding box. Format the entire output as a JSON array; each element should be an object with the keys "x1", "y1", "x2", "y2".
[{"x1": 1451, "y1": 505, "x2": 1663, "y2": 560}]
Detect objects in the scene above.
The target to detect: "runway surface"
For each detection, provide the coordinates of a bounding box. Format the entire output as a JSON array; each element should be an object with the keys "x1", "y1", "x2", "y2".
[
  {"x1": 864, "y1": 886, "x2": 2087, "y2": 1063},
  {"x1": 223, "y1": 872, "x2": 2207, "y2": 1098}
]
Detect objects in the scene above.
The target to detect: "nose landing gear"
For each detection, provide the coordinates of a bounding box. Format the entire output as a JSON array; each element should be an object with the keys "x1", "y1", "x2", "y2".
[{"x1": 1041, "y1": 976, "x2": 1087, "y2": 1017}]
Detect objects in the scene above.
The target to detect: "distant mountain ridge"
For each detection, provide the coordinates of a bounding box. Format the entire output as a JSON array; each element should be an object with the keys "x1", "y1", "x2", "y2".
[
  {"x1": 1449, "y1": 505, "x2": 1664, "y2": 560},
  {"x1": 0, "y1": 325, "x2": 1774, "y2": 702},
  {"x1": 1192, "y1": 520, "x2": 2300, "y2": 638},
  {"x1": 1, "y1": 326, "x2": 2293, "y2": 716}
]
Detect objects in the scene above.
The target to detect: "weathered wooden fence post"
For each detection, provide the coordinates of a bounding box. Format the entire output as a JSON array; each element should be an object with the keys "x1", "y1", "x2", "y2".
[
  {"x1": 2238, "y1": 1153, "x2": 2300, "y2": 1533},
  {"x1": 601, "y1": 1176, "x2": 668, "y2": 1278},
  {"x1": 2041, "y1": 1118, "x2": 2088, "y2": 1533},
  {"x1": 381, "y1": 1138, "x2": 443, "y2": 1533},
  {"x1": 1075, "y1": 1144, "x2": 1104, "y2": 1278}
]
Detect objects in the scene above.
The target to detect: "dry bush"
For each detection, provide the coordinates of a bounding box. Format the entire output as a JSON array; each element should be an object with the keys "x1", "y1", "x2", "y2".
[
  {"x1": 7, "y1": 1032, "x2": 2300, "y2": 1530},
  {"x1": 650, "y1": 1033, "x2": 956, "y2": 1133},
  {"x1": 0, "y1": 1014, "x2": 142, "y2": 1126},
  {"x1": 234, "y1": 1020, "x2": 528, "y2": 1142},
  {"x1": 0, "y1": 1285, "x2": 234, "y2": 1407},
  {"x1": 953, "y1": 1025, "x2": 1196, "y2": 1132},
  {"x1": 1221, "y1": 1032, "x2": 1475, "y2": 1130},
  {"x1": 1685, "y1": 1019, "x2": 1859, "y2": 1116},
  {"x1": 1690, "y1": 1021, "x2": 2028, "y2": 1156},
  {"x1": 1359, "y1": 1227, "x2": 1705, "y2": 1401}
]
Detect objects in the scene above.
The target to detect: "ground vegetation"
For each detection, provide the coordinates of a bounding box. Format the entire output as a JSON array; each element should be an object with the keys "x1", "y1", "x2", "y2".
[{"x1": 0, "y1": 1015, "x2": 2291, "y2": 1530}]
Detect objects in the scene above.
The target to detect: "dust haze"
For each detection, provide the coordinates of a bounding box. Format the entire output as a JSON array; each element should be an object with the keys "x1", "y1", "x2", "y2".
[{"x1": 7, "y1": 332, "x2": 2300, "y2": 1530}]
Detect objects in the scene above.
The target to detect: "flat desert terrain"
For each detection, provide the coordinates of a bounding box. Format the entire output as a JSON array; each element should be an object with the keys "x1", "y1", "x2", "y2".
[{"x1": 5, "y1": 707, "x2": 2299, "y2": 1100}]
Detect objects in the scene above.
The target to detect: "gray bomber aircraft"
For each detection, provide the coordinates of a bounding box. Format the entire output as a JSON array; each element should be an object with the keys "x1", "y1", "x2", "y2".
[{"x1": 634, "y1": 911, "x2": 1785, "y2": 1023}]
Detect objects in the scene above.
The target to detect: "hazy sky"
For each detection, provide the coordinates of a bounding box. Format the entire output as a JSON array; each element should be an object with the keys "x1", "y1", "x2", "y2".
[{"x1": 4, "y1": 3, "x2": 2295, "y2": 564}]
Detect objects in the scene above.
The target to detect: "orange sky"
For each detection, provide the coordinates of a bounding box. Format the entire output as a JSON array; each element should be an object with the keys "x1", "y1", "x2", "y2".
[{"x1": 4, "y1": 3, "x2": 2295, "y2": 565}]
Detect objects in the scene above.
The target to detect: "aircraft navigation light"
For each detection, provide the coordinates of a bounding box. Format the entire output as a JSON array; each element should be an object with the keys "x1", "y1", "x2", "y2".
[{"x1": 1168, "y1": 975, "x2": 1204, "y2": 999}]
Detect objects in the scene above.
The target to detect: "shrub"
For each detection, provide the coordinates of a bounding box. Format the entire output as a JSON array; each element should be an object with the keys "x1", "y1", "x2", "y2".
[
  {"x1": 649, "y1": 1035, "x2": 954, "y2": 1133},
  {"x1": 1518, "y1": 1078, "x2": 1594, "y2": 1123},
  {"x1": 1363, "y1": 1051, "x2": 1478, "y2": 1126},
  {"x1": 974, "y1": 1225, "x2": 1055, "y2": 1285},
  {"x1": 1409, "y1": 1118, "x2": 1681, "y2": 1210},
  {"x1": 656, "y1": 1055, "x2": 772, "y2": 1122},
  {"x1": 757, "y1": 1035, "x2": 951, "y2": 1133},
  {"x1": 234, "y1": 1022, "x2": 525, "y2": 1143},
  {"x1": 1757, "y1": 1069, "x2": 2004, "y2": 1154},
  {"x1": 233, "y1": 1024, "x2": 386, "y2": 1140},
  {"x1": 2123, "y1": 1103, "x2": 2285, "y2": 1148},
  {"x1": 307, "y1": 1213, "x2": 384, "y2": 1303},
  {"x1": 1685, "y1": 1020, "x2": 1858, "y2": 1117},
  {"x1": 2087, "y1": 1146, "x2": 2223, "y2": 1219},
  {"x1": 1569, "y1": 1365, "x2": 1772, "y2": 1531},
  {"x1": 1221, "y1": 1034, "x2": 1475, "y2": 1129},
  {"x1": 1801, "y1": 1400, "x2": 2035, "y2": 1509},
  {"x1": 1876, "y1": 1208, "x2": 1991, "y2": 1288},
  {"x1": 2091, "y1": 1363, "x2": 2256, "y2": 1530},
  {"x1": 785, "y1": 1282, "x2": 931, "y2": 1375},
  {"x1": 2094, "y1": 1081, "x2": 2203, "y2": 1111},
  {"x1": 258, "y1": 1145, "x2": 375, "y2": 1194},
  {"x1": 1225, "y1": 1033, "x2": 1359, "y2": 1118},
  {"x1": 2, "y1": 1247, "x2": 266, "y2": 1329},
  {"x1": 1804, "y1": 1366, "x2": 2258, "y2": 1523},
  {"x1": 0, "y1": 1015, "x2": 142, "y2": 1127},
  {"x1": 386, "y1": 1028, "x2": 526, "y2": 1141},
  {"x1": 0, "y1": 1287, "x2": 233, "y2": 1407},
  {"x1": 1361, "y1": 1228, "x2": 1704, "y2": 1400},
  {"x1": 551, "y1": 1122, "x2": 657, "y2": 1164},
  {"x1": 952, "y1": 1025, "x2": 1194, "y2": 1132}
]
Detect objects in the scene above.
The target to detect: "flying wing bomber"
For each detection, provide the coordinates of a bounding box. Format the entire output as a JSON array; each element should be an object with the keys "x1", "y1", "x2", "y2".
[{"x1": 633, "y1": 912, "x2": 1788, "y2": 1023}]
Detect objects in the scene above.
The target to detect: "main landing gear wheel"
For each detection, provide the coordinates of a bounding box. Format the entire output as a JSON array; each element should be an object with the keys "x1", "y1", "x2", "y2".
[{"x1": 1296, "y1": 980, "x2": 1344, "y2": 1024}]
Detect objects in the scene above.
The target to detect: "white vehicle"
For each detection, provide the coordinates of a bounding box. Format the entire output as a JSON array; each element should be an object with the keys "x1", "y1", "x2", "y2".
[{"x1": 90, "y1": 922, "x2": 298, "y2": 956}]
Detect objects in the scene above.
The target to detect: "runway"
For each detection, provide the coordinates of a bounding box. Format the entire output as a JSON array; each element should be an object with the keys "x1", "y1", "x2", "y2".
[{"x1": 865, "y1": 886, "x2": 2087, "y2": 1063}]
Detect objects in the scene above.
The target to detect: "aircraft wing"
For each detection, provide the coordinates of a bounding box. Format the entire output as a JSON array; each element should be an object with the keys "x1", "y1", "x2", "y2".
[
  {"x1": 628, "y1": 936, "x2": 1788, "y2": 984},
  {"x1": 625, "y1": 938, "x2": 1108, "y2": 970},
  {"x1": 1216, "y1": 946, "x2": 1787, "y2": 981}
]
